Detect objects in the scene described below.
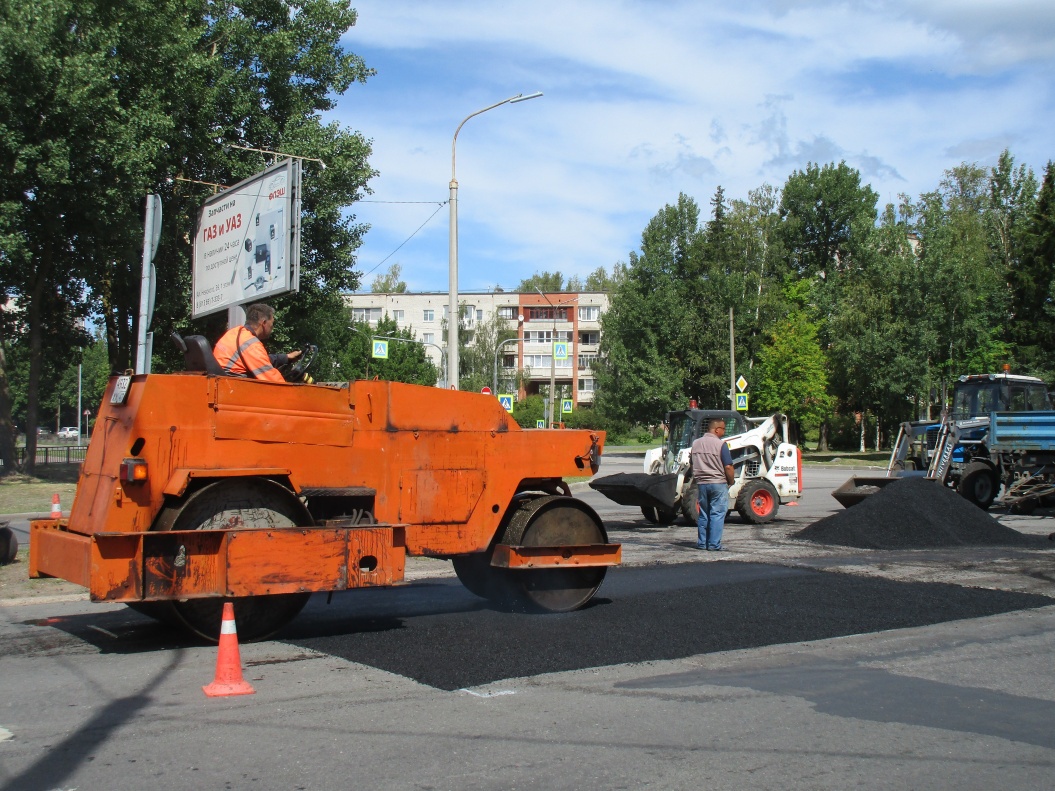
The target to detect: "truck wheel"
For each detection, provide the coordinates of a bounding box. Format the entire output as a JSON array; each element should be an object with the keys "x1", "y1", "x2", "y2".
[
  {"x1": 680, "y1": 485, "x2": 699, "y2": 525},
  {"x1": 1010, "y1": 499, "x2": 1038, "y2": 515},
  {"x1": 140, "y1": 478, "x2": 313, "y2": 642},
  {"x1": 0, "y1": 526, "x2": 17, "y2": 565},
  {"x1": 735, "y1": 480, "x2": 779, "y2": 524},
  {"x1": 640, "y1": 505, "x2": 677, "y2": 525},
  {"x1": 497, "y1": 495, "x2": 609, "y2": 613},
  {"x1": 958, "y1": 462, "x2": 997, "y2": 510}
]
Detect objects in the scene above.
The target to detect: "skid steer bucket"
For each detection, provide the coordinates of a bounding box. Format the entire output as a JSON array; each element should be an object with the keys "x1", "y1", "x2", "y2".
[
  {"x1": 830, "y1": 476, "x2": 903, "y2": 509},
  {"x1": 589, "y1": 472, "x2": 680, "y2": 511}
]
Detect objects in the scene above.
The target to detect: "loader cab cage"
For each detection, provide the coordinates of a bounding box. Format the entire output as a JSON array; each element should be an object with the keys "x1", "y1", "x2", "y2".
[
  {"x1": 951, "y1": 376, "x2": 1050, "y2": 419},
  {"x1": 664, "y1": 410, "x2": 748, "y2": 460}
]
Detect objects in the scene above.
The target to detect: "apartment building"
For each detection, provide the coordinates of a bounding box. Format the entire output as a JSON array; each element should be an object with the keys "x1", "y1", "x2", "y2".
[{"x1": 342, "y1": 290, "x2": 608, "y2": 406}]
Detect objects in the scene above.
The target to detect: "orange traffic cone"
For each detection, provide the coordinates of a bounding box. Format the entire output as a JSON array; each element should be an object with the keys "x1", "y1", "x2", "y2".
[
  {"x1": 51, "y1": 493, "x2": 61, "y2": 519},
  {"x1": 202, "y1": 602, "x2": 256, "y2": 697}
]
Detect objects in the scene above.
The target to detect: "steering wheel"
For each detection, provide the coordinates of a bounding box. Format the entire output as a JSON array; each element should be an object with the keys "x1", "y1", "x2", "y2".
[{"x1": 282, "y1": 344, "x2": 317, "y2": 383}]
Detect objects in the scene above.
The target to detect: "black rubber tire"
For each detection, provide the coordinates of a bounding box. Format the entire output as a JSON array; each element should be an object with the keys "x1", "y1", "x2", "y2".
[
  {"x1": 496, "y1": 495, "x2": 609, "y2": 613},
  {"x1": 640, "y1": 505, "x2": 660, "y2": 524},
  {"x1": 1010, "y1": 499, "x2": 1038, "y2": 515},
  {"x1": 0, "y1": 526, "x2": 17, "y2": 565},
  {"x1": 654, "y1": 504, "x2": 678, "y2": 525},
  {"x1": 680, "y1": 484, "x2": 699, "y2": 525},
  {"x1": 133, "y1": 478, "x2": 313, "y2": 642},
  {"x1": 735, "y1": 479, "x2": 780, "y2": 524},
  {"x1": 957, "y1": 462, "x2": 998, "y2": 510}
]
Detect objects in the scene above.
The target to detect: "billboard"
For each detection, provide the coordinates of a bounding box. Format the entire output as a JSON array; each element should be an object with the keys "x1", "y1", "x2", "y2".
[{"x1": 192, "y1": 159, "x2": 301, "y2": 318}]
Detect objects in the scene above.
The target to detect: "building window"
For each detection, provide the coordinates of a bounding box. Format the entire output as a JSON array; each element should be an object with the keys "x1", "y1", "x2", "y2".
[
  {"x1": 423, "y1": 309, "x2": 434, "y2": 322},
  {"x1": 423, "y1": 333, "x2": 434, "y2": 345},
  {"x1": 524, "y1": 354, "x2": 571, "y2": 369},
  {"x1": 578, "y1": 378, "x2": 596, "y2": 392},
  {"x1": 352, "y1": 307, "x2": 382, "y2": 323},
  {"x1": 524, "y1": 330, "x2": 573, "y2": 344},
  {"x1": 578, "y1": 306, "x2": 600, "y2": 321},
  {"x1": 578, "y1": 353, "x2": 598, "y2": 370},
  {"x1": 527, "y1": 307, "x2": 569, "y2": 322},
  {"x1": 393, "y1": 310, "x2": 404, "y2": 322},
  {"x1": 497, "y1": 306, "x2": 518, "y2": 319},
  {"x1": 476, "y1": 309, "x2": 484, "y2": 323},
  {"x1": 579, "y1": 331, "x2": 599, "y2": 346}
]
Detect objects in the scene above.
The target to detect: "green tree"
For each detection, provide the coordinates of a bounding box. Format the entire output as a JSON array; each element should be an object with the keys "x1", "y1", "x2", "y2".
[
  {"x1": 1009, "y1": 160, "x2": 1055, "y2": 376},
  {"x1": 341, "y1": 316, "x2": 437, "y2": 386},
  {"x1": 583, "y1": 264, "x2": 627, "y2": 292},
  {"x1": 458, "y1": 308, "x2": 517, "y2": 393},
  {"x1": 371, "y1": 263, "x2": 408, "y2": 293},
  {"x1": 516, "y1": 271, "x2": 566, "y2": 293},
  {"x1": 754, "y1": 312, "x2": 833, "y2": 429},
  {"x1": 512, "y1": 394, "x2": 546, "y2": 428},
  {"x1": 595, "y1": 195, "x2": 698, "y2": 425}
]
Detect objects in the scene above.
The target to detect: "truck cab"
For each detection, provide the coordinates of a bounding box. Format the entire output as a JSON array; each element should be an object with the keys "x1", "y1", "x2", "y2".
[{"x1": 951, "y1": 374, "x2": 1050, "y2": 418}]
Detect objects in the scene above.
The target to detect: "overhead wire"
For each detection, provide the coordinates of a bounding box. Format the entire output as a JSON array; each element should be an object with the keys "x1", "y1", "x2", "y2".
[{"x1": 360, "y1": 200, "x2": 448, "y2": 277}]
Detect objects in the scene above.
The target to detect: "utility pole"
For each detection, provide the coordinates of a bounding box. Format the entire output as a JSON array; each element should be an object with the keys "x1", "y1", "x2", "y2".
[{"x1": 729, "y1": 306, "x2": 736, "y2": 410}]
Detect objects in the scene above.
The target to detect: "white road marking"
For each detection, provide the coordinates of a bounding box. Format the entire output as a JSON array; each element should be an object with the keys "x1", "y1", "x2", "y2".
[
  {"x1": 458, "y1": 689, "x2": 516, "y2": 698},
  {"x1": 87, "y1": 625, "x2": 119, "y2": 639},
  {"x1": 0, "y1": 727, "x2": 12, "y2": 741}
]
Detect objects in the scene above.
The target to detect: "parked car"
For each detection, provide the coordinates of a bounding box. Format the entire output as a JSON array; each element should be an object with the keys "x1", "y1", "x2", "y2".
[{"x1": 57, "y1": 427, "x2": 79, "y2": 439}]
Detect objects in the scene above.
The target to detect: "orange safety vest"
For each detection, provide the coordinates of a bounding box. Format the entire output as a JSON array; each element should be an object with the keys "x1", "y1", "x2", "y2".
[{"x1": 213, "y1": 326, "x2": 285, "y2": 383}]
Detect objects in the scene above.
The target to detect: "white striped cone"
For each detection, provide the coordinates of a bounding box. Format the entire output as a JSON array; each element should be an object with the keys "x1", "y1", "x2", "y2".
[
  {"x1": 203, "y1": 602, "x2": 256, "y2": 697},
  {"x1": 50, "y1": 494, "x2": 61, "y2": 519}
]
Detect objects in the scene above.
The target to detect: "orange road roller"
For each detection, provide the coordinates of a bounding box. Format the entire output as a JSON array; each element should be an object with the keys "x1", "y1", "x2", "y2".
[{"x1": 29, "y1": 338, "x2": 619, "y2": 641}]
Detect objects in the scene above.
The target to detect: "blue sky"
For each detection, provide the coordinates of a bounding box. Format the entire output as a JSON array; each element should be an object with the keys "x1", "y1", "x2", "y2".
[{"x1": 331, "y1": 0, "x2": 1055, "y2": 293}]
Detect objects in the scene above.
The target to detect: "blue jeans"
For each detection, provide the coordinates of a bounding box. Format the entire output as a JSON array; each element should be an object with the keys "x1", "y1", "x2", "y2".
[{"x1": 697, "y1": 483, "x2": 729, "y2": 550}]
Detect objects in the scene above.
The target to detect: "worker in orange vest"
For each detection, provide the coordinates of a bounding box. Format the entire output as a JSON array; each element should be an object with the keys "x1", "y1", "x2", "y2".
[{"x1": 213, "y1": 303, "x2": 301, "y2": 383}]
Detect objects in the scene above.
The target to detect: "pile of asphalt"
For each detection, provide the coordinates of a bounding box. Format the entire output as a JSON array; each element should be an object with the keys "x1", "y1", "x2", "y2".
[
  {"x1": 799, "y1": 476, "x2": 1047, "y2": 550},
  {"x1": 278, "y1": 562, "x2": 1052, "y2": 690}
]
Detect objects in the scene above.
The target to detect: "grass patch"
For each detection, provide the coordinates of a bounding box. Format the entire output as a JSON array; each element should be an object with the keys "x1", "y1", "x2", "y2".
[{"x1": 0, "y1": 474, "x2": 79, "y2": 514}]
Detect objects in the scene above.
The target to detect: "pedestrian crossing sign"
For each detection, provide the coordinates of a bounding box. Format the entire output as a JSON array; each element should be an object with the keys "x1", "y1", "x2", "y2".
[
  {"x1": 536, "y1": 419, "x2": 546, "y2": 428},
  {"x1": 736, "y1": 393, "x2": 749, "y2": 411},
  {"x1": 562, "y1": 399, "x2": 573, "y2": 414},
  {"x1": 553, "y1": 342, "x2": 568, "y2": 360},
  {"x1": 372, "y1": 340, "x2": 388, "y2": 359},
  {"x1": 499, "y1": 395, "x2": 514, "y2": 412}
]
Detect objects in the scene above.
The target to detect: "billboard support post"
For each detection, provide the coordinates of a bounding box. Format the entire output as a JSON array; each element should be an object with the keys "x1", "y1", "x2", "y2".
[{"x1": 136, "y1": 194, "x2": 161, "y2": 374}]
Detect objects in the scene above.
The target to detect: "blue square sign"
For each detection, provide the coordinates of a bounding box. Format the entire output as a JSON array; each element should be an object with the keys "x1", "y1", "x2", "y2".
[{"x1": 735, "y1": 393, "x2": 749, "y2": 411}]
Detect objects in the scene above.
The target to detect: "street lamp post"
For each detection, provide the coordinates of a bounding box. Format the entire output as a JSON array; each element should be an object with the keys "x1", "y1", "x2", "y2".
[
  {"x1": 448, "y1": 91, "x2": 542, "y2": 391},
  {"x1": 535, "y1": 289, "x2": 576, "y2": 428}
]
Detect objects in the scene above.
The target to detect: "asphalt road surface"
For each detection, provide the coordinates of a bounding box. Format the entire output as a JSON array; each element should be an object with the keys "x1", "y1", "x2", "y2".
[{"x1": 2, "y1": 458, "x2": 1055, "y2": 790}]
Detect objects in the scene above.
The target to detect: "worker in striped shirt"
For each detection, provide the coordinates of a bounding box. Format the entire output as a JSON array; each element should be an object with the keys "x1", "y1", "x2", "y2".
[{"x1": 213, "y1": 303, "x2": 301, "y2": 383}]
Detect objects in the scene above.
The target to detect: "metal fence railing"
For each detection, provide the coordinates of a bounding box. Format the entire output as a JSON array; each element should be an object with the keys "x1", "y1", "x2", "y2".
[{"x1": 1, "y1": 445, "x2": 90, "y2": 468}]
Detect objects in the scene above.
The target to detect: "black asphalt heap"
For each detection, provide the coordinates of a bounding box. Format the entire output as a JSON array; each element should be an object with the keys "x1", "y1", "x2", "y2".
[
  {"x1": 798, "y1": 476, "x2": 1051, "y2": 550},
  {"x1": 285, "y1": 561, "x2": 1051, "y2": 690}
]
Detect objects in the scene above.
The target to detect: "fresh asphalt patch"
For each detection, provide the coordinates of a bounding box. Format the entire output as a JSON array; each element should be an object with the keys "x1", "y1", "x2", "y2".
[{"x1": 284, "y1": 561, "x2": 1054, "y2": 691}]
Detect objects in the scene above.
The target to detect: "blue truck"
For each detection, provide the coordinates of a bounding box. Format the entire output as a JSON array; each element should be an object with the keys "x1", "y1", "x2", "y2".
[{"x1": 833, "y1": 373, "x2": 1054, "y2": 511}]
